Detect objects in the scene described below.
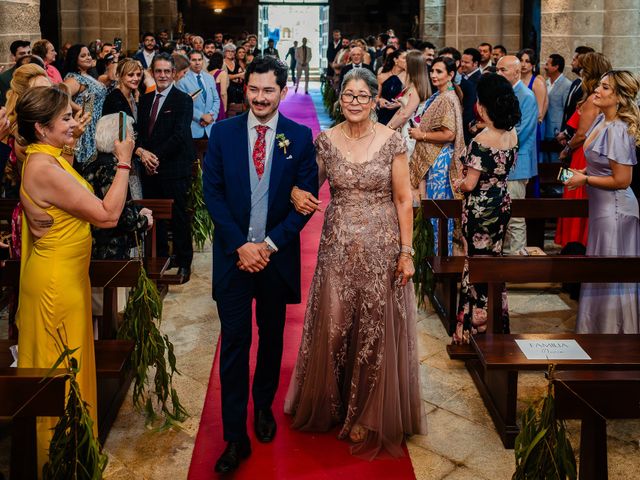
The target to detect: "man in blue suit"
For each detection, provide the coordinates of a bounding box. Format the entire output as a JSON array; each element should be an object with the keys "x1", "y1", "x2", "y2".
[
  {"x1": 497, "y1": 55, "x2": 539, "y2": 255},
  {"x1": 543, "y1": 54, "x2": 572, "y2": 162},
  {"x1": 176, "y1": 50, "x2": 220, "y2": 139},
  {"x1": 203, "y1": 56, "x2": 318, "y2": 473}
]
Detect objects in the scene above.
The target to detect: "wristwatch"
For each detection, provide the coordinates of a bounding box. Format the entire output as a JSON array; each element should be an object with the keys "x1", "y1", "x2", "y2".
[{"x1": 400, "y1": 245, "x2": 415, "y2": 256}]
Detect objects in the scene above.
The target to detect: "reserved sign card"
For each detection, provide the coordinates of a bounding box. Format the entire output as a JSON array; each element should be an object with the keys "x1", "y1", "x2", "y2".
[{"x1": 515, "y1": 339, "x2": 591, "y2": 360}]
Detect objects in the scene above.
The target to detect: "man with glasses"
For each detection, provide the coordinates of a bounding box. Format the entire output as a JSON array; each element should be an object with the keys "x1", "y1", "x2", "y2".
[{"x1": 136, "y1": 53, "x2": 195, "y2": 281}]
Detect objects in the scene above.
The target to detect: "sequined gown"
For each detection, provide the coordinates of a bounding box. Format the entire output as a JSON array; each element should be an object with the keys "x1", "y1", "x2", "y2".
[{"x1": 284, "y1": 131, "x2": 426, "y2": 459}]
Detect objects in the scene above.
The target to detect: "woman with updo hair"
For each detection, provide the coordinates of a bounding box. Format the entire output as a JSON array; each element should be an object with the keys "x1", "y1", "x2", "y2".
[
  {"x1": 408, "y1": 55, "x2": 465, "y2": 255},
  {"x1": 452, "y1": 73, "x2": 520, "y2": 344},
  {"x1": 15, "y1": 85, "x2": 134, "y2": 472},
  {"x1": 286, "y1": 67, "x2": 425, "y2": 458},
  {"x1": 564, "y1": 70, "x2": 640, "y2": 333}
]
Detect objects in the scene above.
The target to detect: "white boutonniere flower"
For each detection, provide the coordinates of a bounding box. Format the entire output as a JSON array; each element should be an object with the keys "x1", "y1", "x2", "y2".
[{"x1": 276, "y1": 133, "x2": 291, "y2": 155}]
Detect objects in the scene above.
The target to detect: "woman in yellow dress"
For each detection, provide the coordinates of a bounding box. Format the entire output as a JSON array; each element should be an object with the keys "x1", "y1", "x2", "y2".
[{"x1": 14, "y1": 85, "x2": 134, "y2": 475}]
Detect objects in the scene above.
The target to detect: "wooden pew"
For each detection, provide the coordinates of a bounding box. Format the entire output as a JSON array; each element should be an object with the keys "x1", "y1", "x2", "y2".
[
  {"x1": 421, "y1": 198, "x2": 588, "y2": 333},
  {"x1": 456, "y1": 256, "x2": 640, "y2": 448},
  {"x1": 553, "y1": 370, "x2": 640, "y2": 480},
  {"x1": 0, "y1": 362, "x2": 66, "y2": 480},
  {"x1": 468, "y1": 333, "x2": 640, "y2": 449}
]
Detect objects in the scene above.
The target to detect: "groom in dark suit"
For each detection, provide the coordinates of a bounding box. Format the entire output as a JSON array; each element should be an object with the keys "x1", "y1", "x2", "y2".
[{"x1": 203, "y1": 56, "x2": 318, "y2": 473}]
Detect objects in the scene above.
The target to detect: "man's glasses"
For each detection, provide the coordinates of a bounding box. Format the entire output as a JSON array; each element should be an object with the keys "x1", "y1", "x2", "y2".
[{"x1": 341, "y1": 93, "x2": 373, "y2": 105}]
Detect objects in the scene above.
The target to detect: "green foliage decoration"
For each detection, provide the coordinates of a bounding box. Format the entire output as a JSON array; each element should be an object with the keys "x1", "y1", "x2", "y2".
[
  {"x1": 412, "y1": 206, "x2": 435, "y2": 309},
  {"x1": 42, "y1": 329, "x2": 108, "y2": 479},
  {"x1": 513, "y1": 366, "x2": 577, "y2": 480},
  {"x1": 188, "y1": 160, "x2": 214, "y2": 251},
  {"x1": 118, "y1": 265, "x2": 189, "y2": 429}
]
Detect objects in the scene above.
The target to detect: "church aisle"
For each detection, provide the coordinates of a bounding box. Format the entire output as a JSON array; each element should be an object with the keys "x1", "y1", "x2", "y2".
[{"x1": 100, "y1": 86, "x2": 640, "y2": 480}]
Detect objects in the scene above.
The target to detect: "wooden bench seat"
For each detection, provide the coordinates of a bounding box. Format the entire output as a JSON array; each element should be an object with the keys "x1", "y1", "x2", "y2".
[
  {"x1": 554, "y1": 370, "x2": 640, "y2": 480},
  {"x1": 467, "y1": 333, "x2": 640, "y2": 448},
  {"x1": 420, "y1": 198, "x2": 589, "y2": 333}
]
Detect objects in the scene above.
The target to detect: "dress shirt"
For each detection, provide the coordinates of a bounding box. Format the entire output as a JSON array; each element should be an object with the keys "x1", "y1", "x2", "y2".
[
  {"x1": 247, "y1": 109, "x2": 280, "y2": 250},
  {"x1": 464, "y1": 68, "x2": 480, "y2": 80},
  {"x1": 143, "y1": 50, "x2": 155, "y2": 69},
  {"x1": 151, "y1": 83, "x2": 173, "y2": 123}
]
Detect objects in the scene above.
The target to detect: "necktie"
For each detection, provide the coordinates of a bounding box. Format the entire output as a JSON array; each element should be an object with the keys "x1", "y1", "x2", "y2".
[
  {"x1": 196, "y1": 74, "x2": 207, "y2": 103},
  {"x1": 253, "y1": 125, "x2": 268, "y2": 179},
  {"x1": 148, "y1": 93, "x2": 162, "y2": 136}
]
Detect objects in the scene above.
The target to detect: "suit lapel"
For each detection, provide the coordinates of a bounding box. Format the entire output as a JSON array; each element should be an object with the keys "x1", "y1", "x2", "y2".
[
  {"x1": 235, "y1": 114, "x2": 252, "y2": 212},
  {"x1": 268, "y1": 114, "x2": 287, "y2": 210}
]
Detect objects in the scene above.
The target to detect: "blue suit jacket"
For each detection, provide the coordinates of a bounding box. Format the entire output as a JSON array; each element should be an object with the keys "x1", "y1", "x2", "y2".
[
  {"x1": 512, "y1": 81, "x2": 539, "y2": 180},
  {"x1": 177, "y1": 70, "x2": 220, "y2": 138},
  {"x1": 132, "y1": 50, "x2": 154, "y2": 70},
  {"x1": 203, "y1": 112, "x2": 318, "y2": 303}
]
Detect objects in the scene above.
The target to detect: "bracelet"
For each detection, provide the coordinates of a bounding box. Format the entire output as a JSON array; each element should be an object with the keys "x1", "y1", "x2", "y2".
[
  {"x1": 61, "y1": 145, "x2": 75, "y2": 156},
  {"x1": 585, "y1": 175, "x2": 589, "y2": 186},
  {"x1": 422, "y1": 132, "x2": 428, "y2": 141},
  {"x1": 116, "y1": 162, "x2": 132, "y2": 170},
  {"x1": 399, "y1": 252, "x2": 414, "y2": 260}
]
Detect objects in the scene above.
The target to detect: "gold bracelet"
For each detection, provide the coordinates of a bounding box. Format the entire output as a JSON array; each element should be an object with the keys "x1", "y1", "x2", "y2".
[{"x1": 399, "y1": 252, "x2": 413, "y2": 259}]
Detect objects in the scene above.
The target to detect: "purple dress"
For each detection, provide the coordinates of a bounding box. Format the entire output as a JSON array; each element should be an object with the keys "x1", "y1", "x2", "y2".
[
  {"x1": 576, "y1": 115, "x2": 640, "y2": 333},
  {"x1": 212, "y1": 69, "x2": 226, "y2": 121}
]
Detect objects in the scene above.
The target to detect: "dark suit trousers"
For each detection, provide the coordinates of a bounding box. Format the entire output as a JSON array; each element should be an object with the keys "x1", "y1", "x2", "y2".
[
  {"x1": 143, "y1": 175, "x2": 193, "y2": 268},
  {"x1": 215, "y1": 263, "x2": 288, "y2": 441}
]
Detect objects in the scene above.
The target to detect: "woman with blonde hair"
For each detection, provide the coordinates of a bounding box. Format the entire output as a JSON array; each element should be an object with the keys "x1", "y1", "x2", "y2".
[
  {"x1": 408, "y1": 55, "x2": 465, "y2": 255},
  {"x1": 386, "y1": 50, "x2": 431, "y2": 157},
  {"x1": 555, "y1": 52, "x2": 612, "y2": 247},
  {"x1": 565, "y1": 70, "x2": 640, "y2": 333},
  {"x1": 102, "y1": 58, "x2": 143, "y2": 120}
]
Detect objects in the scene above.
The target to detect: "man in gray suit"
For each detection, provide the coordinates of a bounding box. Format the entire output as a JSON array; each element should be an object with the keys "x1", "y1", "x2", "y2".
[
  {"x1": 294, "y1": 38, "x2": 312, "y2": 94},
  {"x1": 543, "y1": 54, "x2": 572, "y2": 163}
]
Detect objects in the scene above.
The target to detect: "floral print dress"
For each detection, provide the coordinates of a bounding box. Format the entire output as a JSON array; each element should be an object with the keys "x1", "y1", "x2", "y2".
[{"x1": 453, "y1": 140, "x2": 517, "y2": 344}]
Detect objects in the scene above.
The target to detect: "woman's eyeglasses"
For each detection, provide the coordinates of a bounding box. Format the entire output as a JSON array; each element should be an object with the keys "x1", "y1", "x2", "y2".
[{"x1": 341, "y1": 93, "x2": 372, "y2": 105}]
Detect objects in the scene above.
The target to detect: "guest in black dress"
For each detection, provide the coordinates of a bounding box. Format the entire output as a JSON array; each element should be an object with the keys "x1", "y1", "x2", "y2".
[
  {"x1": 376, "y1": 50, "x2": 405, "y2": 125},
  {"x1": 102, "y1": 58, "x2": 142, "y2": 121},
  {"x1": 452, "y1": 74, "x2": 521, "y2": 344}
]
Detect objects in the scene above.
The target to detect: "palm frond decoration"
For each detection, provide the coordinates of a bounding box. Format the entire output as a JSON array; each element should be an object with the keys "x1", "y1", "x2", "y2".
[
  {"x1": 188, "y1": 160, "x2": 214, "y2": 251},
  {"x1": 413, "y1": 206, "x2": 435, "y2": 309}
]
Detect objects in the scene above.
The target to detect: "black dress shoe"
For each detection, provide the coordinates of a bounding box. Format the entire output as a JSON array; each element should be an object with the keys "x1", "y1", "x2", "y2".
[
  {"x1": 177, "y1": 266, "x2": 191, "y2": 283},
  {"x1": 254, "y1": 408, "x2": 276, "y2": 443},
  {"x1": 214, "y1": 438, "x2": 251, "y2": 474}
]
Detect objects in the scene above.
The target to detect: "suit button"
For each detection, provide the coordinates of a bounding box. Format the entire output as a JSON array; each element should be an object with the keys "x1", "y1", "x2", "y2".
[
  {"x1": 251, "y1": 237, "x2": 256, "y2": 241},
  {"x1": 249, "y1": 227, "x2": 253, "y2": 231}
]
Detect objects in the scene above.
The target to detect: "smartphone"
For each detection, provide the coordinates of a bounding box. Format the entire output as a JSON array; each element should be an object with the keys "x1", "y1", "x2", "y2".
[
  {"x1": 190, "y1": 88, "x2": 203, "y2": 99},
  {"x1": 557, "y1": 167, "x2": 574, "y2": 184},
  {"x1": 118, "y1": 111, "x2": 127, "y2": 142}
]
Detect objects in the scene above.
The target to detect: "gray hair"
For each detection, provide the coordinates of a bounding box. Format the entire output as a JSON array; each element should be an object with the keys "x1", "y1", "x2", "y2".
[
  {"x1": 340, "y1": 67, "x2": 378, "y2": 98},
  {"x1": 95, "y1": 113, "x2": 135, "y2": 154},
  {"x1": 222, "y1": 43, "x2": 236, "y2": 53}
]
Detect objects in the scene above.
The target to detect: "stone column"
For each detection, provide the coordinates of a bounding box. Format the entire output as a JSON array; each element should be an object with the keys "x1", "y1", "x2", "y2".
[
  {"x1": 421, "y1": 0, "x2": 446, "y2": 48},
  {"x1": 140, "y1": 0, "x2": 177, "y2": 37},
  {"x1": 444, "y1": 0, "x2": 520, "y2": 52},
  {"x1": 0, "y1": 0, "x2": 41, "y2": 66},
  {"x1": 541, "y1": 0, "x2": 605, "y2": 78},
  {"x1": 602, "y1": 0, "x2": 640, "y2": 72}
]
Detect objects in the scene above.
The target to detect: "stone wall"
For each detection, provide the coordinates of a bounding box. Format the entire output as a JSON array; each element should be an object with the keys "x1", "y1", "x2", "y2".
[
  {"x1": 421, "y1": 0, "x2": 446, "y2": 48},
  {"x1": 443, "y1": 0, "x2": 521, "y2": 53},
  {"x1": 541, "y1": 0, "x2": 640, "y2": 73},
  {"x1": 0, "y1": 0, "x2": 41, "y2": 66},
  {"x1": 59, "y1": 0, "x2": 140, "y2": 54}
]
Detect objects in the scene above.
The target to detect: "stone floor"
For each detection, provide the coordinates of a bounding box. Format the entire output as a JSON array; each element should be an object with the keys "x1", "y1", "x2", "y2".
[
  {"x1": 90, "y1": 244, "x2": 640, "y2": 479},
  {"x1": 2, "y1": 249, "x2": 640, "y2": 479}
]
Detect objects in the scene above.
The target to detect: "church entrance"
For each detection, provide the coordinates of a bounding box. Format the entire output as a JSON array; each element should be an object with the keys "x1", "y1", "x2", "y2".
[{"x1": 257, "y1": 1, "x2": 329, "y2": 75}]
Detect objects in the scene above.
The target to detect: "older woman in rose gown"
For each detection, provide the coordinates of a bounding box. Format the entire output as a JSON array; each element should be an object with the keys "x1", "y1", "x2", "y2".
[{"x1": 285, "y1": 68, "x2": 426, "y2": 459}]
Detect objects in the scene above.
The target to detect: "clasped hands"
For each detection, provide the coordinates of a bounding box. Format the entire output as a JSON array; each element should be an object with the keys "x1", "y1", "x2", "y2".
[
  {"x1": 236, "y1": 241, "x2": 273, "y2": 272},
  {"x1": 137, "y1": 148, "x2": 159, "y2": 174},
  {"x1": 563, "y1": 167, "x2": 588, "y2": 190},
  {"x1": 199, "y1": 113, "x2": 214, "y2": 127}
]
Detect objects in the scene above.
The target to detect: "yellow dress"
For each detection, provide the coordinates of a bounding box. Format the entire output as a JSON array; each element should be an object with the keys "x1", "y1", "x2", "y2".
[{"x1": 16, "y1": 143, "x2": 98, "y2": 475}]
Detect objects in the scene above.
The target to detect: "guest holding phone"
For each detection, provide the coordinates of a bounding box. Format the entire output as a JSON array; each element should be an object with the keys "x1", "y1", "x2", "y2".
[{"x1": 564, "y1": 70, "x2": 640, "y2": 334}]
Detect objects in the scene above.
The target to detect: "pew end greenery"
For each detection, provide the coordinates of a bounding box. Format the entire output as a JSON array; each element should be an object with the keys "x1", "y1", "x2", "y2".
[
  {"x1": 43, "y1": 328, "x2": 108, "y2": 479},
  {"x1": 118, "y1": 262, "x2": 189, "y2": 429},
  {"x1": 412, "y1": 206, "x2": 435, "y2": 309},
  {"x1": 512, "y1": 365, "x2": 577, "y2": 480},
  {"x1": 188, "y1": 159, "x2": 214, "y2": 251}
]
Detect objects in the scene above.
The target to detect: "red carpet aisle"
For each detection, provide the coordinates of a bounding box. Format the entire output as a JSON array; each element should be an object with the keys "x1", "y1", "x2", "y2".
[{"x1": 188, "y1": 90, "x2": 417, "y2": 479}]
